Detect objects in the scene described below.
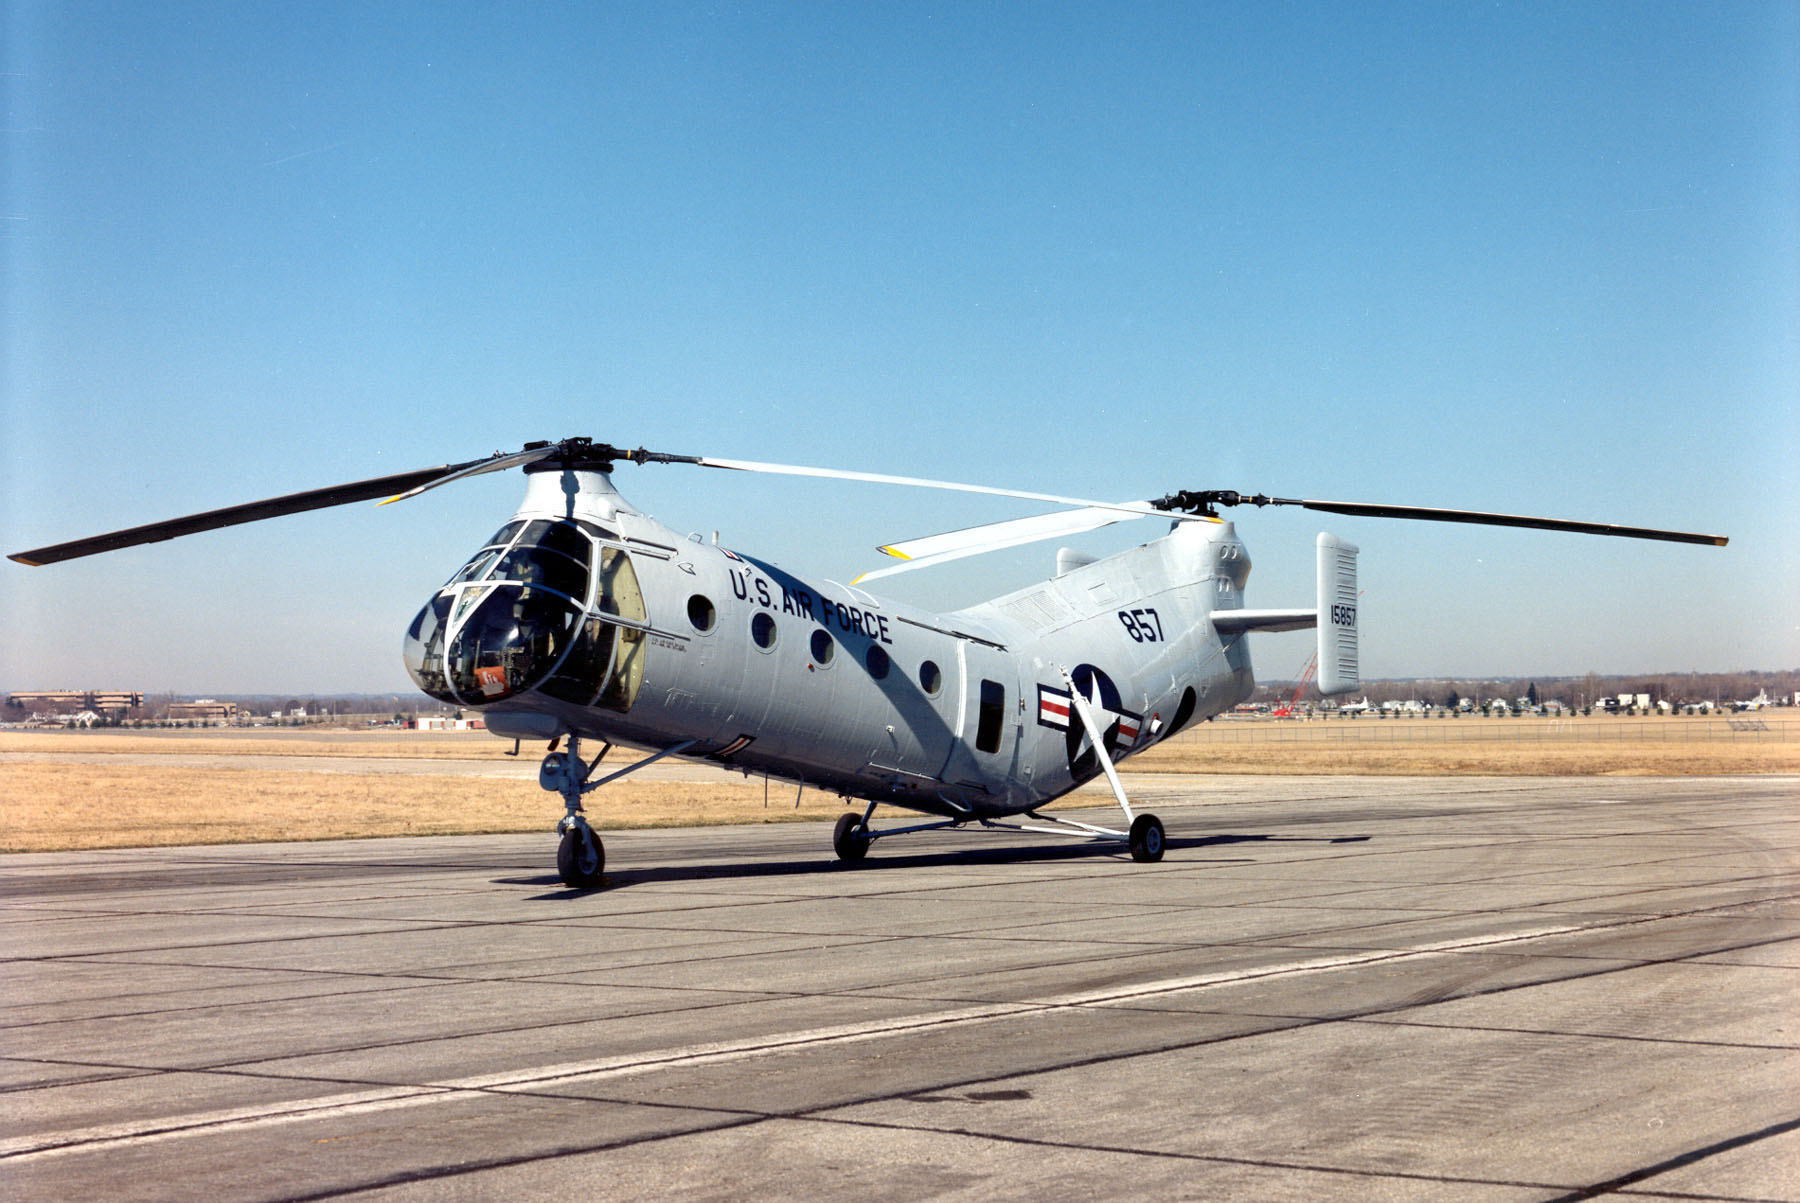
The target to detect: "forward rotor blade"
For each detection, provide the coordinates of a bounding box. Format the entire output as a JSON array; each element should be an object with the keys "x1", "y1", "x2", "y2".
[
  {"x1": 698, "y1": 452, "x2": 1224, "y2": 584},
  {"x1": 377, "y1": 445, "x2": 562, "y2": 504},
  {"x1": 1258, "y1": 497, "x2": 1728, "y2": 547},
  {"x1": 8, "y1": 457, "x2": 495, "y2": 566},
  {"x1": 697, "y1": 456, "x2": 1154, "y2": 515}
]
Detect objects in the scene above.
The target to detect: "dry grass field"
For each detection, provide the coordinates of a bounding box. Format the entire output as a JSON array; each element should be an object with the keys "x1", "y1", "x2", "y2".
[
  {"x1": 1136, "y1": 714, "x2": 1800, "y2": 777},
  {"x1": 0, "y1": 762, "x2": 836, "y2": 852},
  {"x1": 0, "y1": 730, "x2": 847, "y2": 852},
  {"x1": 0, "y1": 729, "x2": 544, "y2": 762},
  {"x1": 2, "y1": 716, "x2": 1793, "y2": 852}
]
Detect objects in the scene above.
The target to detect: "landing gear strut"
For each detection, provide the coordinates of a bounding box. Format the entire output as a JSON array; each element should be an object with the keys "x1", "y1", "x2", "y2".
[
  {"x1": 1059, "y1": 662, "x2": 1165, "y2": 863},
  {"x1": 831, "y1": 799, "x2": 973, "y2": 863}
]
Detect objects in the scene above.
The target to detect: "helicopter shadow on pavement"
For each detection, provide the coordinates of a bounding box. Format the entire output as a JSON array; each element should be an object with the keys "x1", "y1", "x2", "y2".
[{"x1": 505, "y1": 830, "x2": 1372, "y2": 898}]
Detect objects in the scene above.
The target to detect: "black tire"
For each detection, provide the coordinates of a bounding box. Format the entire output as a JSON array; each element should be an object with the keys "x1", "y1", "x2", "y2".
[
  {"x1": 557, "y1": 825, "x2": 606, "y2": 888},
  {"x1": 833, "y1": 812, "x2": 871, "y2": 862},
  {"x1": 1128, "y1": 813, "x2": 1165, "y2": 863}
]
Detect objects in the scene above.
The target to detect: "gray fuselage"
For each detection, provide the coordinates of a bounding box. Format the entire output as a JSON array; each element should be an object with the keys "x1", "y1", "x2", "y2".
[{"x1": 405, "y1": 469, "x2": 1257, "y2": 820}]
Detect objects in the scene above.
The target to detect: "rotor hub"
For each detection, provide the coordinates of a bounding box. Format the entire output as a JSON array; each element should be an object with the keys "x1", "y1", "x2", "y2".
[{"x1": 1151, "y1": 489, "x2": 1273, "y2": 517}]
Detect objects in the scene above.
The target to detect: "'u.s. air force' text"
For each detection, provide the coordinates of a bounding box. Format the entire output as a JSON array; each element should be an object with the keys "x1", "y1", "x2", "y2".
[{"x1": 729, "y1": 570, "x2": 893, "y2": 645}]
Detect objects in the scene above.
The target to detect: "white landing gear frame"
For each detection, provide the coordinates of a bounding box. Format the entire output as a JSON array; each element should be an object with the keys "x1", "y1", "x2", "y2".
[{"x1": 834, "y1": 665, "x2": 1165, "y2": 864}]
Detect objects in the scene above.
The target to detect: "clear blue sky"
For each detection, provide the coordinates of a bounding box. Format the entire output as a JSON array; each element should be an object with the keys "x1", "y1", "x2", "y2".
[{"x1": 3, "y1": 2, "x2": 1795, "y2": 695}]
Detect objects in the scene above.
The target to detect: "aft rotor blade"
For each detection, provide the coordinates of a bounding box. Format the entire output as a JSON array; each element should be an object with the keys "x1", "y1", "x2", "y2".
[
  {"x1": 880, "y1": 502, "x2": 1161, "y2": 562},
  {"x1": 1257, "y1": 497, "x2": 1728, "y2": 546},
  {"x1": 858, "y1": 501, "x2": 1189, "y2": 584},
  {"x1": 8, "y1": 457, "x2": 497, "y2": 566},
  {"x1": 854, "y1": 509, "x2": 1121, "y2": 583}
]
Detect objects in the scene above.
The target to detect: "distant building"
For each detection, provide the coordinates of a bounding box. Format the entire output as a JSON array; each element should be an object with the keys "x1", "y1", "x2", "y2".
[
  {"x1": 169, "y1": 700, "x2": 239, "y2": 722},
  {"x1": 5, "y1": 690, "x2": 144, "y2": 714},
  {"x1": 410, "y1": 716, "x2": 486, "y2": 731}
]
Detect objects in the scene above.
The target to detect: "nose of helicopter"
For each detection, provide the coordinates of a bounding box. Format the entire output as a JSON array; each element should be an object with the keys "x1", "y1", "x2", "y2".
[
  {"x1": 401, "y1": 510, "x2": 650, "y2": 712},
  {"x1": 405, "y1": 583, "x2": 584, "y2": 704},
  {"x1": 402, "y1": 519, "x2": 592, "y2": 706}
]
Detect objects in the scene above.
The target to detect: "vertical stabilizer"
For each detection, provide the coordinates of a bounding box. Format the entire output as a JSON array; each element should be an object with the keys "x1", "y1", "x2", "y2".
[{"x1": 1317, "y1": 533, "x2": 1359, "y2": 695}]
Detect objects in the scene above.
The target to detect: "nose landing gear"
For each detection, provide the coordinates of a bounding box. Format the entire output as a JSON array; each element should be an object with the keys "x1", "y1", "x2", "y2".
[
  {"x1": 540, "y1": 733, "x2": 696, "y2": 889},
  {"x1": 543, "y1": 741, "x2": 610, "y2": 889},
  {"x1": 540, "y1": 738, "x2": 612, "y2": 889}
]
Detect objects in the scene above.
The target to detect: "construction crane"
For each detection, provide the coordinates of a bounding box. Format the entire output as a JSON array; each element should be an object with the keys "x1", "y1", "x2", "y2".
[{"x1": 1271, "y1": 652, "x2": 1318, "y2": 717}]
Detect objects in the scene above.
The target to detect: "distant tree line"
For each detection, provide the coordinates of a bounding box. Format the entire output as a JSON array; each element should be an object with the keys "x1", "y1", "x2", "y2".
[
  {"x1": 2, "y1": 692, "x2": 439, "y2": 724},
  {"x1": 1251, "y1": 670, "x2": 1798, "y2": 711}
]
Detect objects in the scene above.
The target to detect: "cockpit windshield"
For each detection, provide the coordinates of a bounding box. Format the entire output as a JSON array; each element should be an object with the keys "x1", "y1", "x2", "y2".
[{"x1": 403, "y1": 518, "x2": 648, "y2": 711}]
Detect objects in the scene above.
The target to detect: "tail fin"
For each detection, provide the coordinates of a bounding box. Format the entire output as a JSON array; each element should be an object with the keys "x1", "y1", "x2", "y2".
[{"x1": 1317, "y1": 533, "x2": 1360, "y2": 695}]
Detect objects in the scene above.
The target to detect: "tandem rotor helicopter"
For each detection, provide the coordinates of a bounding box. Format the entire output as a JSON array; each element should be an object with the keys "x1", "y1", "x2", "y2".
[{"x1": 11, "y1": 437, "x2": 1727, "y2": 888}]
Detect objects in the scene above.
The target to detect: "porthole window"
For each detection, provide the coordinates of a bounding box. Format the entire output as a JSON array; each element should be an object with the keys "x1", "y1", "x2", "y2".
[
  {"x1": 919, "y1": 660, "x2": 942, "y2": 696},
  {"x1": 687, "y1": 595, "x2": 716, "y2": 632},
  {"x1": 865, "y1": 644, "x2": 890, "y2": 679},
  {"x1": 810, "y1": 629, "x2": 835, "y2": 665},
  {"x1": 751, "y1": 611, "x2": 778, "y2": 649}
]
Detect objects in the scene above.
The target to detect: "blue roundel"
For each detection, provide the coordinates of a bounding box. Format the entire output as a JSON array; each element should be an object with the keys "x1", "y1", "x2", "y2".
[{"x1": 1063, "y1": 664, "x2": 1140, "y2": 781}]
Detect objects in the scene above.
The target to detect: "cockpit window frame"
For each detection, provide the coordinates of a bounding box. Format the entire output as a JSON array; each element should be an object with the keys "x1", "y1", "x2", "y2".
[{"x1": 410, "y1": 516, "x2": 660, "y2": 710}]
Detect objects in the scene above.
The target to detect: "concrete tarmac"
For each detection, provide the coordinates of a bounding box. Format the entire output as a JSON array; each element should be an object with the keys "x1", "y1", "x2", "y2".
[{"x1": 2, "y1": 775, "x2": 1797, "y2": 1201}]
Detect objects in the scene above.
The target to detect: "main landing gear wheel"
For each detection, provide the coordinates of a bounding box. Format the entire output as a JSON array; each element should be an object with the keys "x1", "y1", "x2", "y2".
[
  {"x1": 833, "y1": 813, "x2": 871, "y2": 863},
  {"x1": 1128, "y1": 813, "x2": 1165, "y2": 863},
  {"x1": 557, "y1": 823, "x2": 606, "y2": 889}
]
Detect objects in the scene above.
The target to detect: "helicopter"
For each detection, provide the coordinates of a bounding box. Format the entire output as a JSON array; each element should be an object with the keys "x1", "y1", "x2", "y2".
[{"x1": 10, "y1": 437, "x2": 1727, "y2": 888}]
